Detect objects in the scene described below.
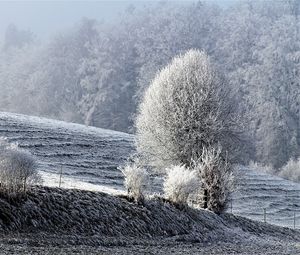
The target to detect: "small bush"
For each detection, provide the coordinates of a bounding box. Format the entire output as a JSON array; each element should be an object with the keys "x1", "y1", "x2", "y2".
[
  {"x1": 248, "y1": 161, "x2": 274, "y2": 174},
  {"x1": 0, "y1": 138, "x2": 41, "y2": 197},
  {"x1": 197, "y1": 146, "x2": 234, "y2": 214},
  {"x1": 121, "y1": 163, "x2": 149, "y2": 203},
  {"x1": 279, "y1": 158, "x2": 300, "y2": 182},
  {"x1": 163, "y1": 165, "x2": 199, "y2": 205}
]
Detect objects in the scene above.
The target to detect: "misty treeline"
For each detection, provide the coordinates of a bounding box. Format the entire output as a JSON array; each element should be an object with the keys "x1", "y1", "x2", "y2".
[{"x1": 0, "y1": 0, "x2": 299, "y2": 170}]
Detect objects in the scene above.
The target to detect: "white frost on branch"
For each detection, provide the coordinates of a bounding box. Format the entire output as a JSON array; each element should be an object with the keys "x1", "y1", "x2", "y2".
[
  {"x1": 136, "y1": 49, "x2": 239, "y2": 170},
  {"x1": 121, "y1": 163, "x2": 149, "y2": 203},
  {"x1": 163, "y1": 165, "x2": 199, "y2": 205},
  {"x1": 196, "y1": 146, "x2": 234, "y2": 214},
  {"x1": 0, "y1": 138, "x2": 42, "y2": 197}
]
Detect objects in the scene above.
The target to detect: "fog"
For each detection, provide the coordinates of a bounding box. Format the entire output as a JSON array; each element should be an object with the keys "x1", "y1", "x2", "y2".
[
  {"x1": 0, "y1": 1, "x2": 150, "y2": 42},
  {"x1": 0, "y1": 1, "x2": 238, "y2": 42},
  {"x1": 0, "y1": 0, "x2": 299, "y2": 181}
]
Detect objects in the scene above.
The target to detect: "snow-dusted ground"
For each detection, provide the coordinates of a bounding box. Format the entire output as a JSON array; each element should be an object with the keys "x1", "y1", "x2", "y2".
[
  {"x1": 0, "y1": 112, "x2": 134, "y2": 189},
  {"x1": 39, "y1": 171, "x2": 125, "y2": 195},
  {"x1": 233, "y1": 166, "x2": 300, "y2": 228},
  {"x1": 0, "y1": 112, "x2": 299, "y2": 229},
  {"x1": 0, "y1": 185, "x2": 299, "y2": 255}
]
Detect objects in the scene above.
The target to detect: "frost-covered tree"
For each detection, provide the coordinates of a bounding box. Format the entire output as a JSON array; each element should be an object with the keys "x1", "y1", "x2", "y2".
[
  {"x1": 195, "y1": 146, "x2": 234, "y2": 214},
  {"x1": 1, "y1": 0, "x2": 300, "y2": 172},
  {"x1": 3, "y1": 24, "x2": 34, "y2": 50},
  {"x1": 136, "y1": 49, "x2": 239, "y2": 169},
  {"x1": 0, "y1": 43, "x2": 43, "y2": 115},
  {"x1": 78, "y1": 21, "x2": 138, "y2": 132},
  {"x1": 134, "y1": 1, "x2": 219, "y2": 98},
  {"x1": 286, "y1": 0, "x2": 300, "y2": 17},
  {"x1": 214, "y1": 1, "x2": 300, "y2": 169},
  {"x1": 238, "y1": 14, "x2": 300, "y2": 168},
  {"x1": 35, "y1": 18, "x2": 98, "y2": 122}
]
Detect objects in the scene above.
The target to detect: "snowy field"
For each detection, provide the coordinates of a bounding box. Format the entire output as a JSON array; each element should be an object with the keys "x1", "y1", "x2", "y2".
[
  {"x1": 233, "y1": 166, "x2": 300, "y2": 228},
  {"x1": 0, "y1": 112, "x2": 134, "y2": 190},
  {"x1": 0, "y1": 112, "x2": 299, "y2": 229}
]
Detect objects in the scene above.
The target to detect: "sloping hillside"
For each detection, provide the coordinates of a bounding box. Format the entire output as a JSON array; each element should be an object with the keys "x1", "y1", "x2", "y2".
[
  {"x1": 233, "y1": 166, "x2": 300, "y2": 228},
  {"x1": 0, "y1": 186, "x2": 298, "y2": 246},
  {"x1": 0, "y1": 112, "x2": 134, "y2": 191},
  {"x1": 0, "y1": 112, "x2": 299, "y2": 229}
]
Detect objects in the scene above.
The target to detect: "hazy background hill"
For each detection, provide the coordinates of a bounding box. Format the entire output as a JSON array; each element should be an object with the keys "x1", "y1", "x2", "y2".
[{"x1": 0, "y1": 1, "x2": 299, "y2": 170}]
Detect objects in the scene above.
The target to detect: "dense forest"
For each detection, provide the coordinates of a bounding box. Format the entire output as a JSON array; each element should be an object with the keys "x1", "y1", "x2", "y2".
[{"x1": 0, "y1": 0, "x2": 299, "y2": 169}]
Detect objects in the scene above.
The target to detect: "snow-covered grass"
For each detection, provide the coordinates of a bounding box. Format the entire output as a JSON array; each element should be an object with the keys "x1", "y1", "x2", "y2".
[
  {"x1": 0, "y1": 112, "x2": 299, "y2": 228},
  {"x1": 0, "y1": 112, "x2": 132, "y2": 139},
  {"x1": 40, "y1": 171, "x2": 125, "y2": 195},
  {"x1": 0, "y1": 185, "x2": 299, "y2": 245},
  {"x1": 0, "y1": 111, "x2": 134, "y2": 190}
]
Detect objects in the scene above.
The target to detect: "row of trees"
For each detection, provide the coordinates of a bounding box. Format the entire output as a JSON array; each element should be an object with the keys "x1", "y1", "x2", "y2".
[
  {"x1": 124, "y1": 50, "x2": 235, "y2": 213},
  {"x1": 0, "y1": 0, "x2": 299, "y2": 169}
]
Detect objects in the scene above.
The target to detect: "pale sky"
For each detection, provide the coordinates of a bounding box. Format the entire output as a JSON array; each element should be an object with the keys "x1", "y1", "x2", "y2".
[{"x1": 0, "y1": 0, "x2": 238, "y2": 42}]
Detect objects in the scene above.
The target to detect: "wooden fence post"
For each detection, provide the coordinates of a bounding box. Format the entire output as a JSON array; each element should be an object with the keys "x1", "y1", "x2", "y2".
[{"x1": 59, "y1": 166, "x2": 63, "y2": 188}]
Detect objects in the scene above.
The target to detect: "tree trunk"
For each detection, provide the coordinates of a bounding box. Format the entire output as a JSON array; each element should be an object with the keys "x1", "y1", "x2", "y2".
[{"x1": 203, "y1": 189, "x2": 208, "y2": 209}]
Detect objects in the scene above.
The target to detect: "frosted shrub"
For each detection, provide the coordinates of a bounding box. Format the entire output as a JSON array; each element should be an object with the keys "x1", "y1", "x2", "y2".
[
  {"x1": 279, "y1": 158, "x2": 300, "y2": 182},
  {"x1": 248, "y1": 161, "x2": 274, "y2": 174},
  {"x1": 197, "y1": 146, "x2": 234, "y2": 214},
  {"x1": 163, "y1": 165, "x2": 199, "y2": 205},
  {"x1": 122, "y1": 163, "x2": 149, "y2": 203},
  {"x1": 0, "y1": 138, "x2": 41, "y2": 197}
]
